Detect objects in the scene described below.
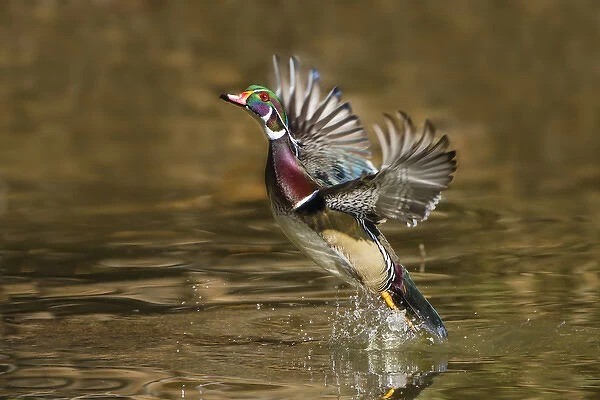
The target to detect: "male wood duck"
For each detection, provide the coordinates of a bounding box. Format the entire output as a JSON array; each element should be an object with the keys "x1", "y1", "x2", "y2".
[{"x1": 221, "y1": 56, "x2": 456, "y2": 340}]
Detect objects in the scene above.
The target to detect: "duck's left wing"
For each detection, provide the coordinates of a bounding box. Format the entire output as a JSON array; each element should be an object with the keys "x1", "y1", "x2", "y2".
[{"x1": 272, "y1": 55, "x2": 377, "y2": 187}]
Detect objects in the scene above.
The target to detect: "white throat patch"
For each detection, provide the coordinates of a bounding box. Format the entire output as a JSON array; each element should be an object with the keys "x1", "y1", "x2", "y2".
[{"x1": 261, "y1": 107, "x2": 286, "y2": 140}]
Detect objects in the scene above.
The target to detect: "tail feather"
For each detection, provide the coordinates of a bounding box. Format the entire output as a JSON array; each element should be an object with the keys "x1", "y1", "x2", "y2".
[{"x1": 391, "y1": 267, "x2": 448, "y2": 340}]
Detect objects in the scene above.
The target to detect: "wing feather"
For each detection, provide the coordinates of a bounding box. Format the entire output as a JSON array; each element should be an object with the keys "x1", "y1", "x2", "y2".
[
  {"x1": 316, "y1": 112, "x2": 457, "y2": 226},
  {"x1": 272, "y1": 56, "x2": 377, "y2": 186}
]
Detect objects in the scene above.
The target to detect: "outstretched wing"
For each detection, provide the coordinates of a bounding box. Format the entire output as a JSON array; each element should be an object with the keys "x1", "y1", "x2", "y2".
[
  {"x1": 313, "y1": 112, "x2": 456, "y2": 226},
  {"x1": 272, "y1": 55, "x2": 377, "y2": 187}
]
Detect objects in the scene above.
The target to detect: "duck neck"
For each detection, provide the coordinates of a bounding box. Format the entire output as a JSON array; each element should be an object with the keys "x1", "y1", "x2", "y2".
[{"x1": 266, "y1": 135, "x2": 316, "y2": 208}]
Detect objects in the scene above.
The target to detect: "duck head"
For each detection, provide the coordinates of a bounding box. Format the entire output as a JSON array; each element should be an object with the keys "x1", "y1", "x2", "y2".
[{"x1": 220, "y1": 85, "x2": 288, "y2": 140}]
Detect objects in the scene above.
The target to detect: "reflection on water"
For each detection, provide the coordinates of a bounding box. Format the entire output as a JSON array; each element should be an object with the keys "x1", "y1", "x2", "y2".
[
  {"x1": 1, "y1": 1, "x2": 600, "y2": 399},
  {"x1": 1, "y1": 195, "x2": 598, "y2": 399}
]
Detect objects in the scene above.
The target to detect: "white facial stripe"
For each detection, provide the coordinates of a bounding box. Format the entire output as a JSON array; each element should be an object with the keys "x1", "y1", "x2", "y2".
[
  {"x1": 253, "y1": 89, "x2": 287, "y2": 140},
  {"x1": 259, "y1": 99, "x2": 285, "y2": 139},
  {"x1": 261, "y1": 106, "x2": 273, "y2": 122},
  {"x1": 271, "y1": 104, "x2": 288, "y2": 129}
]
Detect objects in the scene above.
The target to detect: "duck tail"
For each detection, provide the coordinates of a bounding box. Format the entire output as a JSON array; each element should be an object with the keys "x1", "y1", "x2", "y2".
[{"x1": 385, "y1": 265, "x2": 448, "y2": 341}]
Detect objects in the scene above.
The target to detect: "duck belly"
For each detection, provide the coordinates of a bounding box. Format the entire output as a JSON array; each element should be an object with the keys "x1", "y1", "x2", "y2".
[{"x1": 273, "y1": 211, "x2": 390, "y2": 292}]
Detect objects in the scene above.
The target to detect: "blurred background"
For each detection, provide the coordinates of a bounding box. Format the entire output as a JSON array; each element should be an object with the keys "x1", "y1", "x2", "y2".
[
  {"x1": 0, "y1": 1, "x2": 599, "y2": 399},
  {"x1": 1, "y1": 0, "x2": 598, "y2": 205}
]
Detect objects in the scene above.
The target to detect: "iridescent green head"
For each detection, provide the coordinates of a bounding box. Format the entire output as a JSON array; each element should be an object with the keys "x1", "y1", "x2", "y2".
[{"x1": 220, "y1": 85, "x2": 288, "y2": 140}]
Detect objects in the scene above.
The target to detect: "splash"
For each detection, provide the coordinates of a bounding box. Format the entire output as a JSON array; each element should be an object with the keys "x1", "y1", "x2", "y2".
[
  {"x1": 330, "y1": 289, "x2": 415, "y2": 350},
  {"x1": 327, "y1": 289, "x2": 448, "y2": 398}
]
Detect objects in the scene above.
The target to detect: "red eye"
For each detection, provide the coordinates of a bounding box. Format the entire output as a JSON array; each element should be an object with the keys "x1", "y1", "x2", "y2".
[{"x1": 259, "y1": 92, "x2": 270, "y2": 102}]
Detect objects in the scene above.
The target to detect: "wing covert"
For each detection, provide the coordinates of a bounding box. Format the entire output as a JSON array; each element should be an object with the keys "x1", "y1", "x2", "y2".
[{"x1": 272, "y1": 55, "x2": 377, "y2": 187}]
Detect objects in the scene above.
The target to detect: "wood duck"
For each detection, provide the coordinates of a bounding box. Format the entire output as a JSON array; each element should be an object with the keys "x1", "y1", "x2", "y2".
[{"x1": 220, "y1": 56, "x2": 456, "y2": 340}]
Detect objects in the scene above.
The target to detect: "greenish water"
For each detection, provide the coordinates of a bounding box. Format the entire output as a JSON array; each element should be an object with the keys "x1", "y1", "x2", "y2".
[{"x1": 1, "y1": 2, "x2": 599, "y2": 399}]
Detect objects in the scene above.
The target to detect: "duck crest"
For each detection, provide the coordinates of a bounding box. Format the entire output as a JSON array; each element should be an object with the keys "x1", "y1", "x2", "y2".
[{"x1": 266, "y1": 136, "x2": 316, "y2": 208}]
